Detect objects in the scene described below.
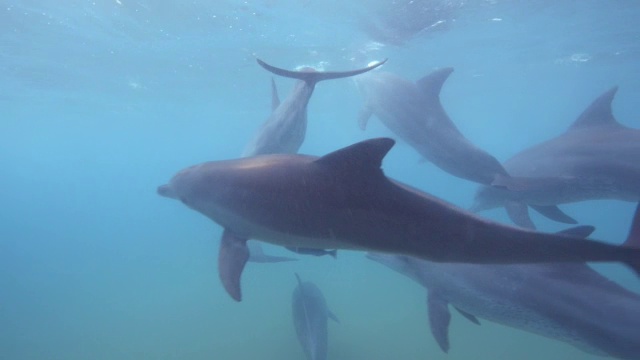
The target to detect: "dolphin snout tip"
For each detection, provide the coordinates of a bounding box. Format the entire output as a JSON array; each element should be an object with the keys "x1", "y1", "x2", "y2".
[{"x1": 157, "y1": 184, "x2": 176, "y2": 199}]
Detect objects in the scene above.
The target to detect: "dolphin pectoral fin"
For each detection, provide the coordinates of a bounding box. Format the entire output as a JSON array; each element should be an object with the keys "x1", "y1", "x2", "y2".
[
  {"x1": 218, "y1": 229, "x2": 250, "y2": 302},
  {"x1": 328, "y1": 310, "x2": 340, "y2": 324},
  {"x1": 270, "y1": 78, "x2": 280, "y2": 111},
  {"x1": 427, "y1": 292, "x2": 451, "y2": 353},
  {"x1": 358, "y1": 106, "x2": 374, "y2": 130},
  {"x1": 454, "y1": 307, "x2": 480, "y2": 325},
  {"x1": 530, "y1": 205, "x2": 578, "y2": 224},
  {"x1": 505, "y1": 201, "x2": 536, "y2": 229}
]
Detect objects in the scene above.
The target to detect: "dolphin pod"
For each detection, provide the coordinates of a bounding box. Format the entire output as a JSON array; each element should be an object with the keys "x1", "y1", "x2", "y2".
[
  {"x1": 158, "y1": 137, "x2": 640, "y2": 302},
  {"x1": 367, "y1": 206, "x2": 640, "y2": 358}
]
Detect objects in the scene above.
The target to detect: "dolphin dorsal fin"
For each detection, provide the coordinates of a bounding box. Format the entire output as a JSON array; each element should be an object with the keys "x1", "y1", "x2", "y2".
[
  {"x1": 416, "y1": 67, "x2": 454, "y2": 100},
  {"x1": 314, "y1": 138, "x2": 395, "y2": 174},
  {"x1": 270, "y1": 78, "x2": 280, "y2": 111},
  {"x1": 567, "y1": 87, "x2": 620, "y2": 131}
]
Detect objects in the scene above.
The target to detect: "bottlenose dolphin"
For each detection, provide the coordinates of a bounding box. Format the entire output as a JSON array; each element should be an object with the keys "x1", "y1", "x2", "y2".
[
  {"x1": 242, "y1": 59, "x2": 386, "y2": 157},
  {"x1": 157, "y1": 138, "x2": 640, "y2": 301},
  {"x1": 247, "y1": 241, "x2": 297, "y2": 263},
  {"x1": 354, "y1": 69, "x2": 508, "y2": 185},
  {"x1": 472, "y1": 87, "x2": 640, "y2": 229},
  {"x1": 366, "y1": 210, "x2": 640, "y2": 359},
  {"x1": 292, "y1": 274, "x2": 339, "y2": 360}
]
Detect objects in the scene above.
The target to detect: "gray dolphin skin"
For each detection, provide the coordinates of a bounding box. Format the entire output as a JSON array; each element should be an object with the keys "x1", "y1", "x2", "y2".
[
  {"x1": 354, "y1": 69, "x2": 508, "y2": 185},
  {"x1": 366, "y1": 211, "x2": 640, "y2": 359},
  {"x1": 472, "y1": 87, "x2": 640, "y2": 229},
  {"x1": 247, "y1": 241, "x2": 297, "y2": 263},
  {"x1": 292, "y1": 274, "x2": 339, "y2": 360},
  {"x1": 157, "y1": 138, "x2": 640, "y2": 301},
  {"x1": 242, "y1": 59, "x2": 387, "y2": 157}
]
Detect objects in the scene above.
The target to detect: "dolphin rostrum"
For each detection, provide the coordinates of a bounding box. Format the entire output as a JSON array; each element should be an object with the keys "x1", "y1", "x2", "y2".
[
  {"x1": 242, "y1": 58, "x2": 386, "y2": 157},
  {"x1": 292, "y1": 273, "x2": 339, "y2": 360},
  {"x1": 367, "y1": 208, "x2": 640, "y2": 359},
  {"x1": 157, "y1": 138, "x2": 640, "y2": 301},
  {"x1": 472, "y1": 87, "x2": 640, "y2": 229},
  {"x1": 354, "y1": 69, "x2": 508, "y2": 185}
]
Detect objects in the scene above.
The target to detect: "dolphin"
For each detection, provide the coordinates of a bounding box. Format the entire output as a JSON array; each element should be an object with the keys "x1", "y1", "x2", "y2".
[
  {"x1": 291, "y1": 273, "x2": 339, "y2": 360},
  {"x1": 242, "y1": 58, "x2": 386, "y2": 157},
  {"x1": 472, "y1": 87, "x2": 640, "y2": 229},
  {"x1": 366, "y1": 208, "x2": 640, "y2": 359},
  {"x1": 354, "y1": 68, "x2": 509, "y2": 186},
  {"x1": 157, "y1": 138, "x2": 640, "y2": 301},
  {"x1": 247, "y1": 241, "x2": 298, "y2": 263}
]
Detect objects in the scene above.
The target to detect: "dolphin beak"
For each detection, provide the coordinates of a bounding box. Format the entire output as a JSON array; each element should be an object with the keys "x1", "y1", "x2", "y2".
[{"x1": 157, "y1": 184, "x2": 177, "y2": 199}]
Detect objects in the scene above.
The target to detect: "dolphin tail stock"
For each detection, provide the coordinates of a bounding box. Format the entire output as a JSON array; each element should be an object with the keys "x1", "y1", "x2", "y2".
[{"x1": 256, "y1": 58, "x2": 387, "y2": 86}]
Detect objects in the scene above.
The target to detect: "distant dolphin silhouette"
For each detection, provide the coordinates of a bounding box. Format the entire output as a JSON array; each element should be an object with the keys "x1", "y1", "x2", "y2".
[
  {"x1": 354, "y1": 69, "x2": 508, "y2": 185},
  {"x1": 158, "y1": 138, "x2": 640, "y2": 301},
  {"x1": 472, "y1": 87, "x2": 640, "y2": 229},
  {"x1": 242, "y1": 58, "x2": 386, "y2": 157},
  {"x1": 292, "y1": 274, "x2": 339, "y2": 360},
  {"x1": 367, "y1": 207, "x2": 640, "y2": 359}
]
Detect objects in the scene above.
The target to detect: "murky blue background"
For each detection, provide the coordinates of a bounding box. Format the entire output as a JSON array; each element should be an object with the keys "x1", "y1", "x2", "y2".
[{"x1": 2, "y1": 1, "x2": 639, "y2": 359}]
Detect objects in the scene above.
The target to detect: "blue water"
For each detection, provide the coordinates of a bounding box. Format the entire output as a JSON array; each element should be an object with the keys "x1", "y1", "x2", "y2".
[{"x1": 2, "y1": 1, "x2": 640, "y2": 359}]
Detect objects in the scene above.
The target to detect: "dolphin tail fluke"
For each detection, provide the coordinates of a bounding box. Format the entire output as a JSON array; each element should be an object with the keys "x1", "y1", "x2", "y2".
[
  {"x1": 256, "y1": 58, "x2": 387, "y2": 86},
  {"x1": 218, "y1": 230, "x2": 250, "y2": 302}
]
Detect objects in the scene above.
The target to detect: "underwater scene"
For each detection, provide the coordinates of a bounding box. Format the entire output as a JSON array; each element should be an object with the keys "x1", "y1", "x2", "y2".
[{"x1": 2, "y1": 1, "x2": 640, "y2": 359}]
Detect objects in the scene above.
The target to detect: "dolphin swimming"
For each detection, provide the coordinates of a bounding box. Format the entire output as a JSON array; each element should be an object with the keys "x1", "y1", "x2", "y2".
[
  {"x1": 367, "y1": 207, "x2": 640, "y2": 359},
  {"x1": 354, "y1": 68, "x2": 508, "y2": 185},
  {"x1": 157, "y1": 138, "x2": 640, "y2": 301},
  {"x1": 242, "y1": 58, "x2": 386, "y2": 157},
  {"x1": 292, "y1": 274, "x2": 339, "y2": 360},
  {"x1": 472, "y1": 87, "x2": 640, "y2": 229}
]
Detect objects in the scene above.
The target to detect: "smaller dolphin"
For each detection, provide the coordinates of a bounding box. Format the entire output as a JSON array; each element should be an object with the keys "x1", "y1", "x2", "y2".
[
  {"x1": 355, "y1": 68, "x2": 508, "y2": 185},
  {"x1": 242, "y1": 58, "x2": 386, "y2": 157},
  {"x1": 367, "y1": 209, "x2": 640, "y2": 359},
  {"x1": 247, "y1": 241, "x2": 298, "y2": 263},
  {"x1": 286, "y1": 246, "x2": 337, "y2": 259},
  {"x1": 472, "y1": 87, "x2": 640, "y2": 229},
  {"x1": 292, "y1": 273, "x2": 339, "y2": 360}
]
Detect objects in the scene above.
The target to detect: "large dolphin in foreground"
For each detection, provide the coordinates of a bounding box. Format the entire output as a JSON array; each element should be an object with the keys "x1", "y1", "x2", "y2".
[
  {"x1": 472, "y1": 87, "x2": 640, "y2": 229},
  {"x1": 367, "y1": 208, "x2": 640, "y2": 359},
  {"x1": 157, "y1": 138, "x2": 640, "y2": 301},
  {"x1": 354, "y1": 68, "x2": 509, "y2": 186},
  {"x1": 292, "y1": 274, "x2": 339, "y2": 360},
  {"x1": 242, "y1": 59, "x2": 386, "y2": 157}
]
